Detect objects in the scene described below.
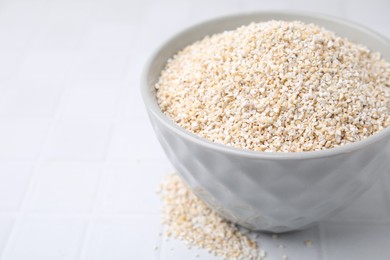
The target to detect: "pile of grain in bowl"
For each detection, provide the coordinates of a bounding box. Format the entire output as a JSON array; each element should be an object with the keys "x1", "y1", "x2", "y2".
[{"x1": 155, "y1": 20, "x2": 390, "y2": 152}]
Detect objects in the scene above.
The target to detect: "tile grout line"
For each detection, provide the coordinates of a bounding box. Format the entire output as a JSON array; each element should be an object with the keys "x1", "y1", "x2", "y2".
[
  {"x1": 76, "y1": 162, "x2": 110, "y2": 260},
  {"x1": 156, "y1": 226, "x2": 164, "y2": 260},
  {"x1": 3, "y1": 1, "x2": 390, "y2": 259},
  {"x1": 0, "y1": 0, "x2": 92, "y2": 248},
  {"x1": 77, "y1": 50, "x2": 128, "y2": 259},
  {"x1": 76, "y1": 129, "x2": 118, "y2": 260},
  {"x1": 0, "y1": 2, "x2": 69, "y2": 258},
  {"x1": 36, "y1": 2, "x2": 125, "y2": 257},
  {"x1": 0, "y1": 83, "x2": 74, "y2": 259},
  {"x1": 157, "y1": 224, "x2": 169, "y2": 260},
  {"x1": 0, "y1": 211, "x2": 162, "y2": 219},
  {"x1": 74, "y1": 61, "x2": 164, "y2": 259}
]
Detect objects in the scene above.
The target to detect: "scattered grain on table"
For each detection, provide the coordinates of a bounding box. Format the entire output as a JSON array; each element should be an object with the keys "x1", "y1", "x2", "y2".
[{"x1": 159, "y1": 173, "x2": 262, "y2": 260}]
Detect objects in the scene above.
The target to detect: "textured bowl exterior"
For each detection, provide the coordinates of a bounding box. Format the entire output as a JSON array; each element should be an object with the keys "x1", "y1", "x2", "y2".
[
  {"x1": 142, "y1": 12, "x2": 390, "y2": 232},
  {"x1": 149, "y1": 113, "x2": 389, "y2": 232}
]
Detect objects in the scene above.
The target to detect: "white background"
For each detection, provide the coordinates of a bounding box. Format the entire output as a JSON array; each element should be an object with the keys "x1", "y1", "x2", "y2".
[{"x1": 0, "y1": 0, "x2": 389, "y2": 259}]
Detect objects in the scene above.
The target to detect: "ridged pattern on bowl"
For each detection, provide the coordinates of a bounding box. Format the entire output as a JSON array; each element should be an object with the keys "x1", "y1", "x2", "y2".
[
  {"x1": 143, "y1": 12, "x2": 390, "y2": 232},
  {"x1": 149, "y1": 113, "x2": 390, "y2": 232}
]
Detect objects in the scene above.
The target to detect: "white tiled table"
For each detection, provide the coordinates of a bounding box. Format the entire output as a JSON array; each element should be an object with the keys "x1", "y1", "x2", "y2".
[{"x1": 0, "y1": 0, "x2": 389, "y2": 259}]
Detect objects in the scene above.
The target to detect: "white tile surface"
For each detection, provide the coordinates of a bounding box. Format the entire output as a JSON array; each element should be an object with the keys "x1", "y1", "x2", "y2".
[
  {"x1": 0, "y1": 2, "x2": 48, "y2": 50},
  {"x1": 0, "y1": 216, "x2": 15, "y2": 258},
  {"x1": 0, "y1": 80, "x2": 63, "y2": 117},
  {"x1": 17, "y1": 51, "x2": 74, "y2": 81},
  {"x1": 107, "y1": 119, "x2": 165, "y2": 161},
  {"x1": 61, "y1": 82, "x2": 121, "y2": 118},
  {"x1": 0, "y1": 163, "x2": 33, "y2": 211},
  {"x1": 122, "y1": 57, "x2": 150, "y2": 119},
  {"x1": 84, "y1": 216, "x2": 161, "y2": 260},
  {"x1": 289, "y1": 0, "x2": 344, "y2": 16},
  {"x1": 72, "y1": 51, "x2": 130, "y2": 83},
  {"x1": 2, "y1": 217, "x2": 87, "y2": 260},
  {"x1": 321, "y1": 221, "x2": 390, "y2": 260},
  {"x1": 0, "y1": 51, "x2": 23, "y2": 80},
  {"x1": 27, "y1": 163, "x2": 101, "y2": 213},
  {"x1": 45, "y1": 120, "x2": 113, "y2": 161},
  {"x1": 30, "y1": 2, "x2": 92, "y2": 51},
  {"x1": 99, "y1": 159, "x2": 172, "y2": 214},
  {"x1": 160, "y1": 235, "x2": 221, "y2": 260},
  {"x1": 255, "y1": 225, "x2": 323, "y2": 260},
  {"x1": 0, "y1": 0, "x2": 389, "y2": 260},
  {"x1": 91, "y1": 0, "x2": 147, "y2": 25},
  {"x1": 79, "y1": 23, "x2": 136, "y2": 52},
  {"x1": 0, "y1": 118, "x2": 50, "y2": 160},
  {"x1": 237, "y1": 0, "x2": 293, "y2": 12}
]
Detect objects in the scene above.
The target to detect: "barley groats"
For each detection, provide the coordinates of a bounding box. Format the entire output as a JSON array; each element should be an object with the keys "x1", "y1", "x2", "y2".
[
  {"x1": 156, "y1": 21, "x2": 390, "y2": 152},
  {"x1": 159, "y1": 174, "x2": 261, "y2": 260}
]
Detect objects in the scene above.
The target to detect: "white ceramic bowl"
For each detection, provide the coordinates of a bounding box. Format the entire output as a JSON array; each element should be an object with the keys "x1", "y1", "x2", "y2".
[{"x1": 141, "y1": 12, "x2": 390, "y2": 233}]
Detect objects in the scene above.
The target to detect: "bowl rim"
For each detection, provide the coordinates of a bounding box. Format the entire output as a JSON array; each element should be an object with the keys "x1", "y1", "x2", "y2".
[{"x1": 141, "y1": 11, "x2": 390, "y2": 160}]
